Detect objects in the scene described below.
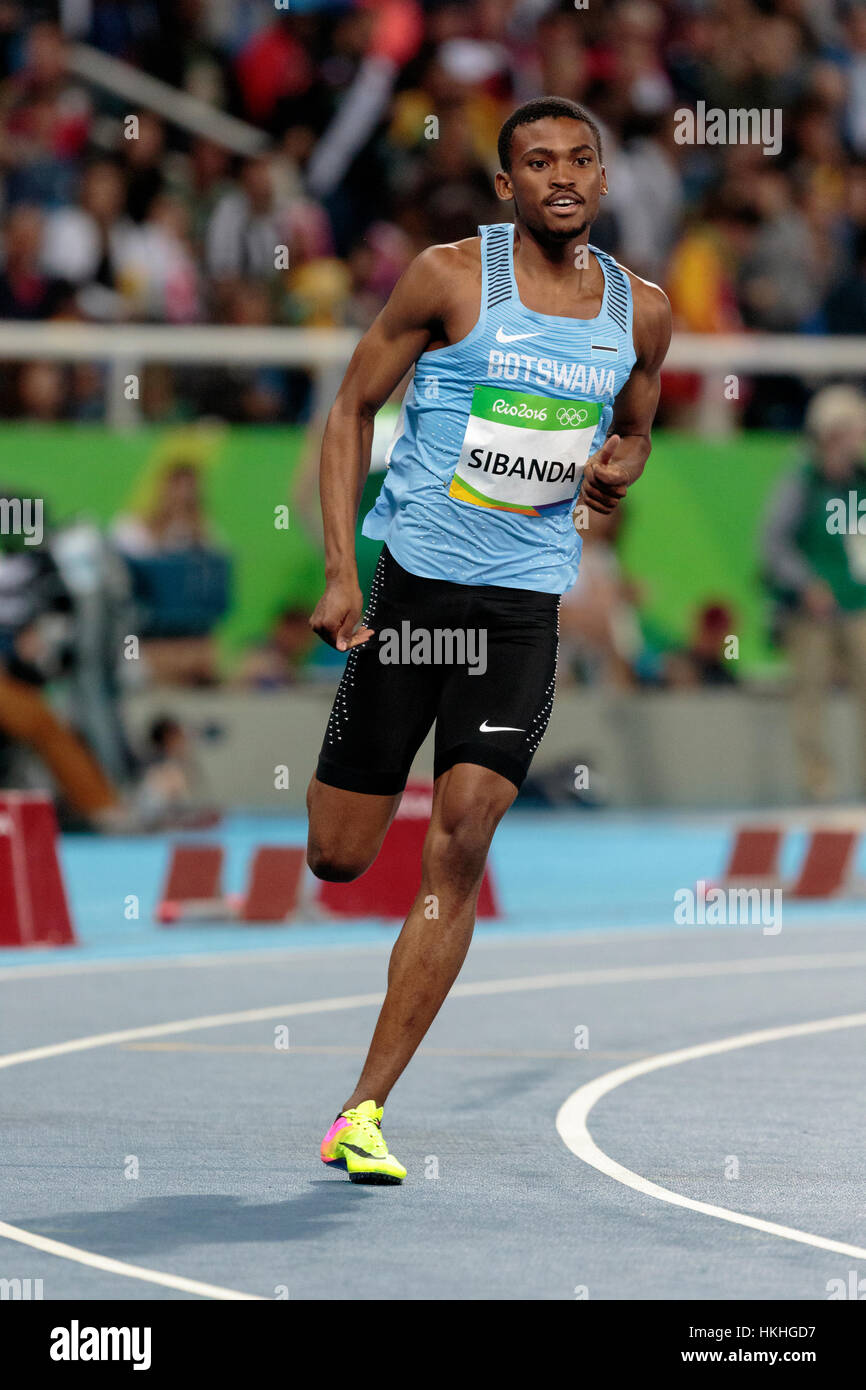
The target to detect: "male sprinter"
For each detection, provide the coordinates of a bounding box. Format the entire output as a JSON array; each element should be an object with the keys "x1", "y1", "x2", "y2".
[{"x1": 308, "y1": 97, "x2": 671, "y2": 1182}]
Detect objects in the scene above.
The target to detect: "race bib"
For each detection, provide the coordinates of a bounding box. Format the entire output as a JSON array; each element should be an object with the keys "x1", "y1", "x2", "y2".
[{"x1": 449, "y1": 385, "x2": 601, "y2": 516}]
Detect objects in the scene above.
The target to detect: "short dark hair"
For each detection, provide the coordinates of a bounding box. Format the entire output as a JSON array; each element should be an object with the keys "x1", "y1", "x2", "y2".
[{"x1": 497, "y1": 97, "x2": 603, "y2": 173}]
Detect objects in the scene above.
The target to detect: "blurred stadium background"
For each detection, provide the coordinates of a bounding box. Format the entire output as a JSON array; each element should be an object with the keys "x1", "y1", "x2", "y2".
[{"x1": 1, "y1": 0, "x2": 866, "y2": 843}]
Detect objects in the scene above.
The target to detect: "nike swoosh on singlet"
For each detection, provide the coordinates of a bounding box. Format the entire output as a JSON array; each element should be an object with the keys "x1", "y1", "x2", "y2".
[
  {"x1": 495, "y1": 327, "x2": 543, "y2": 344},
  {"x1": 479, "y1": 721, "x2": 525, "y2": 733}
]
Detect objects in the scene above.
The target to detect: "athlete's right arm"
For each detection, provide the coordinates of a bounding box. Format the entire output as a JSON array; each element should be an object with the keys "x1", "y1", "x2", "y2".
[{"x1": 310, "y1": 247, "x2": 453, "y2": 650}]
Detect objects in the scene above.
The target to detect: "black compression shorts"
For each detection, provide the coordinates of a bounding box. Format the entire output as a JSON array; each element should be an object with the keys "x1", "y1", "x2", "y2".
[{"x1": 315, "y1": 546, "x2": 561, "y2": 796}]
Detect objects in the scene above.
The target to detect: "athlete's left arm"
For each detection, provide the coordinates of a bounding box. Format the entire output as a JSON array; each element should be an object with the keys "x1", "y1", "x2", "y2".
[{"x1": 581, "y1": 277, "x2": 672, "y2": 516}]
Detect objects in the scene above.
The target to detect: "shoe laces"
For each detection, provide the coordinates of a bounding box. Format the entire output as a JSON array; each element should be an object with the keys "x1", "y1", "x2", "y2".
[{"x1": 346, "y1": 1108, "x2": 383, "y2": 1148}]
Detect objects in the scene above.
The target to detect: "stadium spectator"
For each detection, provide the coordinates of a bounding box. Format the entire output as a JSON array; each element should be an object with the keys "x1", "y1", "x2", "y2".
[
  {"x1": 845, "y1": 2, "x2": 866, "y2": 155},
  {"x1": 12, "y1": 360, "x2": 69, "y2": 420},
  {"x1": 234, "y1": 12, "x2": 315, "y2": 129},
  {"x1": 113, "y1": 457, "x2": 231, "y2": 685},
  {"x1": 396, "y1": 109, "x2": 500, "y2": 246},
  {"x1": 181, "y1": 137, "x2": 234, "y2": 247},
  {"x1": 133, "y1": 0, "x2": 238, "y2": 107},
  {"x1": 69, "y1": 361, "x2": 107, "y2": 421},
  {"x1": 41, "y1": 159, "x2": 132, "y2": 318},
  {"x1": 762, "y1": 385, "x2": 866, "y2": 800},
  {"x1": 0, "y1": 204, "x2": 71, "y2": 318},
  {"x1": 0, "y1": 498, "x2": 125, "y2": 829},
  {"x1": 738, "y1": 169, "x2": 825, "y2": 333},
  {"x1": 824, "y1": 226, "x2": 866, "y2": 333},
  {"x1": 120, "y1": 110, "x2": 167, "y2": 225},
  {"x1": 113, "y1": 457, "x2": 215, "y2": 556},
  {"x1": 115, "y1": 193, "x2": 203, "y2": 323},
  {"x1": 664, "y1": 602, "x2": 740, "y2": 687},
  {"x1": 205, "y1": 153, "x2": 294, "y2": 284},
  {"x1": 133, "y1": 714, "x2": 219, "y2": 830},
  {"x1": 558, "y1": 508, "x2": 643, "y2": 689},
  {"x1": 605, "y1": 1, "x2": 675, "y2": 127},
  {"x1": 616, "y1": 112, "x2": 684, "y2": 282},
  {"x1": 237, "y1": 606, "x2": 316, "y2": 689},
  {"x1": 193, "y1": 278, "x2": 304, "y2": 421},
  {"x1": 3, "y1": 20, "x2": 90, "y2": 209},
  {"x1": 50, "y1": 512, "x2": 138, "y2": 787}
]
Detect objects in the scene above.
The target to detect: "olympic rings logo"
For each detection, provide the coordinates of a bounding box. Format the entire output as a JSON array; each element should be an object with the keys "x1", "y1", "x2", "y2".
[{"x1": 556, "y1": 407, "x2": 588, "y2": 427}]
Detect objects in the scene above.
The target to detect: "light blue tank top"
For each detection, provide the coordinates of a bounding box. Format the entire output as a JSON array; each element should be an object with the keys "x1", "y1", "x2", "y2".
[{"x1": 362, "y1": 222, "x2": 637, "y2": 594}]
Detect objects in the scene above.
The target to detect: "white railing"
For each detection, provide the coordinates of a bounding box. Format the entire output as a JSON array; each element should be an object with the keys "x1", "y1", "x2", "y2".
[
  {"x1": 0, "y1": 324, "x2": 359, "y2": 427},
  {"x1": 0, "y1": 323, "x2": 862, "y2": 429},
  {"x1": 67, "y1": 43, "x2": 268, "y2": 157}
]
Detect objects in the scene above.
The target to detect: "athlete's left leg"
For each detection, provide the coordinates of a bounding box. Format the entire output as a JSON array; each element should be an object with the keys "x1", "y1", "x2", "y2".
[{"x1": 340, "y1": 759, "x2": 516, "y2": 1112}]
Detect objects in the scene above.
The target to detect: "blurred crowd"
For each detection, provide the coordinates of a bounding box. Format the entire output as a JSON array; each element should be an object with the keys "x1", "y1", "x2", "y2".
[
  {"x1": 3, "y1": 0, "x2": 866, "y2": 814},
  {"x1": 0, "y1": 0, "x2": 864, "y2": 426}
]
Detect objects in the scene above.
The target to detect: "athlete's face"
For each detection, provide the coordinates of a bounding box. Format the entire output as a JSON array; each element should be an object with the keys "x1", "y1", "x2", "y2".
[{"x1": 496, "y1": 118, "x2": 607, "y2": 244}]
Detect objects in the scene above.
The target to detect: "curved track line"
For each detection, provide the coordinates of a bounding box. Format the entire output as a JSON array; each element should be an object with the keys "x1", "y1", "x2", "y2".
[
  {"x1": 556, "y1": 1011, "x2": 866, "y2": 1260},
  {"x1": 4, "y1": 959, "x2": 866, "y2": 1296}
]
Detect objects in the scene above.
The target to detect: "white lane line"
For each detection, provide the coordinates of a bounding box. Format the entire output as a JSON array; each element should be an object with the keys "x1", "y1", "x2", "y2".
[
  {"x1": 3, "y1": 949, "x2": 866, "y2": 1073},
  {"x1": 0, "y1": 1222, "x2": 262, "y2": 1300},
  {"x1": 0, "y1": 992, "x2": 386, "y2": 1072},
  {"x1": 1, "y1": 930, "x2": 865, "y2": 983},
  {"x1": 450, "y1": 950, "x2": 866, "y2": 995},
  {"x1": 556, "y1": 1011, "x2": 866, "y2": 1260},
  {"x1": 4, "y1": 950, "x2": 866, "y2": 1073},
  {"x1": 4, "y1": 957, "x2": 866, "y2": 1297},
  {"x1": 0, "y1": 992, "x2": 386, "y2": 1299}
]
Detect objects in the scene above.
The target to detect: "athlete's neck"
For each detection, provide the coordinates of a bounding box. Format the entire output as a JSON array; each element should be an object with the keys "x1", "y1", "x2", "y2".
[{"x1": 512, "y1": 222, "x2": 592, "y2": 285}]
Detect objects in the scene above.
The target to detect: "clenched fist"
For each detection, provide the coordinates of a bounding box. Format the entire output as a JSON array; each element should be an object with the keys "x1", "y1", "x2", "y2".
[{"x1": 581, "y1": 434, "x2": 629, "y2": 515}]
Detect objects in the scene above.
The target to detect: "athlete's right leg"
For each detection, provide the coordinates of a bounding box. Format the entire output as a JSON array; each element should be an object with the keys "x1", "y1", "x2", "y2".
[
  {"x1": 339, "y1": 759, "x2": 517, "y2": 1111},
  {"x1": 305, "y1": 778, "x2": 401, "y2": 882}
]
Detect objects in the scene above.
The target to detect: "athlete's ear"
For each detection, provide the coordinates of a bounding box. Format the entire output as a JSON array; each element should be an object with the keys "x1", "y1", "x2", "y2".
[
  {"x1": 494, "y1": 170, "x2": 515, "y2": 203},
  {"x1": 600, "y1": 166, "x2": 608, "y2": 197}
]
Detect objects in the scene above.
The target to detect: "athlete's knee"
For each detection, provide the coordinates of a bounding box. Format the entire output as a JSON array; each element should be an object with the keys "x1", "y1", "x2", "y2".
[
  {"x1": 423, "y1": 808, "x2": 498, "y2": 892},
  {"x1": 424, "y1": 775, "x2": 514, "y2": 891},
  {"x1": 305, "y1": 780, "x2": 381, "y2": 881},
  {"x1": 306, "y1": 850, "x2": 369, "y2": 883},
  {"x1": 306, "y1": 840, "x2": 372, "y2": 883},
  {"x1": 423, "y1": 828, "x2": 488, "y2": 902}
]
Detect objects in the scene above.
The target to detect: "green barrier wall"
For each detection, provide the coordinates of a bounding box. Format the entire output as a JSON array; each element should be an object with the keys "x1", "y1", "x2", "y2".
[
  {"x1": 0, "y1": 425, "x2": 798, "y2": 670},
  {"x1": 617, "y1": 430, "x2": 798, "y2": 669}
]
